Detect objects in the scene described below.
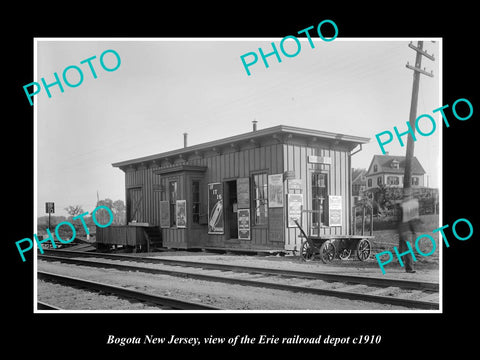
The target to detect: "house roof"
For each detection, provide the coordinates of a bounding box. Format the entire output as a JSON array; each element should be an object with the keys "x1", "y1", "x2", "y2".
[
  {"x1": 352, "y1": 169, "x2": 367, "y2": 184},
  {"x1": 366, "y1": 155, "x2": 426, "y2": 176},
  {"x1": 112, "y1": 125, "x2": 370, "y2": 169}
]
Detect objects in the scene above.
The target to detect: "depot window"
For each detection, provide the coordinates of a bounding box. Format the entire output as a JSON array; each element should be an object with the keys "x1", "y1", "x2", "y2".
[
  {"x1": 252, "y1": 173, "x2": 268, "y2": 225},
  {"x1": 192, "y1": 180, "x2": 200, "y2": 224},
  {"x1": 312, "y1": 172, "x2": 328, "y2": 226}
]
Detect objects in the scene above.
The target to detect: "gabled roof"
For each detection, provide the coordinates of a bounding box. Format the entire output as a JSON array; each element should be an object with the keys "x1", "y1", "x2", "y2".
[
  {"x1": 366, "y1": 155, "x2": 426, "y2": 176},
  {"x1": 352, "y1": 169, "x2": 367, "y2": 184},
  {"x1": 112, "y1": 125, "x2": 370, "y2": 169}
]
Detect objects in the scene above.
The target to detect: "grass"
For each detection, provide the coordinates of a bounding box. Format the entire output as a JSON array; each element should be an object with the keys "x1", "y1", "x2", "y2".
[{"x1": 372, "y1": 214, "x2": 440, "y2": 269}]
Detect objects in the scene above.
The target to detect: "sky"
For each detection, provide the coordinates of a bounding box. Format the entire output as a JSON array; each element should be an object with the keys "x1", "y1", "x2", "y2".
[{"x1": 35, "y1": 38, "x2": 441, "y2": 217}]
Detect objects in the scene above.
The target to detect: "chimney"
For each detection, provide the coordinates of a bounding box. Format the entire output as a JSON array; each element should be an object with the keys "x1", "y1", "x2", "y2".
[
  {"x1": 252, "y1": 120, "x2": 258, "y2": 132},
  {"x1": 183, "y1": 132, "x2": 188, "y2": 148}
]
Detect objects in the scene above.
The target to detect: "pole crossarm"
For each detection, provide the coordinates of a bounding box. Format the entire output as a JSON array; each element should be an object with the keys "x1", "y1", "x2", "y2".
[
  {"x1": 406, "y1": 63, "x2": 434, "y2": 77},
  {"x1": 408, "y1": 42, "x2": 435, "y2": 61}
]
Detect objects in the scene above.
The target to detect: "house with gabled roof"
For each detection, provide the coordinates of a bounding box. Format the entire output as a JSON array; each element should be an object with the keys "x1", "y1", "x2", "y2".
[{"x1": 365, "y1": 154, "x2": 426, "y2": 190}]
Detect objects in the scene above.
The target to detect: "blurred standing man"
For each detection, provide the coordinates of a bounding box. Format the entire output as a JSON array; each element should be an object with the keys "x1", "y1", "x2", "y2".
[{"x1": 398, "y1": 188, "x2": 421, "y2": 273}]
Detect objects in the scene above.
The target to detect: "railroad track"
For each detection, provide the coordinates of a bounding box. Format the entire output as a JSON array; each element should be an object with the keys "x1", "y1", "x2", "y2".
[
  {"x1": 37, "y1": 300, "x2": 62, "y2": 310},
  {"x1": 40, "y1": 250, "x2": 439, "y2": 310},
  {"x1": 37, "y1": 271, "x2": 220, "y2": 310}
]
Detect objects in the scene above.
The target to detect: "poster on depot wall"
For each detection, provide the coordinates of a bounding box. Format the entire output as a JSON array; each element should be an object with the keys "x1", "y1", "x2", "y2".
[
  {"x1": 237, "y1": 209, "x2": 251, "y2": 240},
  {"x1": 328, "y1": 195, "x2": 342, "y2": 227},
  {"x1": 208, "y1": 182, "x2": 224, "y2": 234},
  {"x1": 287, "y1": 193, "x2": 303, "y2": 228},
  {"x1": 268, "y1": 174, "x2": 284, "y2": 208},
  {"x1": 176, "y1": 200, "x2": 187, "y2": 228}
]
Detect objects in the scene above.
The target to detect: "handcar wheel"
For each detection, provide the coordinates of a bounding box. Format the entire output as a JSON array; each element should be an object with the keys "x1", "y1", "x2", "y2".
[
  {"x1": 319, "y1": 240, "x2": 336, "y2": 263},
  {"x1": 300, "y1": 241, "x2": 318, "y2": 261},
  {"x1": 339, "y1": 248, "x2": 352, "y2": 260},
  {"x1": 356, "y1": 239, "x2": 371, "y2": 261}
]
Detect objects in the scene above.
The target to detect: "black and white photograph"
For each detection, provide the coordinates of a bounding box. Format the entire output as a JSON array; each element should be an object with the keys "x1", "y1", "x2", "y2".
[
  {"x1": 7, "y1": 6, "x2": 478, "y2": 357},
  {"x1": 32, "y1": 37, "x2": 443, "y2": 313}
]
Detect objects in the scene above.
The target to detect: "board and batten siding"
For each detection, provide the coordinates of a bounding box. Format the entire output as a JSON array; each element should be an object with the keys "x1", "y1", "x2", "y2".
[
  {"x1": 202, "y1": 142, "x2": 284, "y2": 249},
  {"x1": 283, "y1": 143, "x2": 351, "y2": 251},
  {"x1": 123, "y1": 142, "x2": 284, "y2": 250},
  {"x1": 125, "y1": 165, "x2": 164, "y2": 226}
]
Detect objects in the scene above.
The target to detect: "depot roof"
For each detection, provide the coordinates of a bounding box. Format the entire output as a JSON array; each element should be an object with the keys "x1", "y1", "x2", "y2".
[{"x1": 112, "y1": 125, "x2": 370, "y2": 169}]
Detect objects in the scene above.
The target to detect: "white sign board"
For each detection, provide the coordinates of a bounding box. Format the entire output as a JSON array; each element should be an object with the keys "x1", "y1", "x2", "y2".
[{"x1": 328, "y1": 195, "x2": 342, "y2": 226}]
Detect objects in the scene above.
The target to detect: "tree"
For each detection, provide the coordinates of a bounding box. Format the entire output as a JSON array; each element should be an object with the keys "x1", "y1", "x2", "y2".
[
  {"x1": 94, "y1": 198, "x2": 113, "y2": 226},
  {"x1": 373, "y1": 184, "x2": 403, "y2": 216},
  {"x1": 94, "y1": 198, "x2": 126, "y2": 226},
  {"x1": 112, "y1": 200, "x2": 126, "y2": 225},
  {"x1": 64, "y1": 205, "x2": 84, "y2": 217},
  {"x1": 37, "y1": 215, "x2": 67, "y2": 233}
]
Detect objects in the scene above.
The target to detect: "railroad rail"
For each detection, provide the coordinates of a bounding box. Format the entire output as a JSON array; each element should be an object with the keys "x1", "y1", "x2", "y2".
[
  {"x1": 40, "y1": 250, "x2": 439, "y2": 310},
  {"x1": 37, "y1": 271, "x2": 220, "y2": 310},
  {"x1": 43, "y1": 249, "x2": 438, "y2": 291},
  {"x1": 37, "y1": 301, "x2": 62, "y2": 310}
]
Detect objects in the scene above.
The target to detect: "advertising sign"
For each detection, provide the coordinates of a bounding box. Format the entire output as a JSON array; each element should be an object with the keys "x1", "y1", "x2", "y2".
[
  {"x1": 287, "y1": 193, "x2": 303, "y2": 228},
  {"x1": 308, "y1": 155, "x2": 332, "y2": 164},
  {"x1": 237, "y1": 208, "x2": 250, "y2": 240},
  {"x1": 176, "y1": 200, "x2": 187, "y2": 228},
  {"x1": 268, "y1": 174, "x2": 284, "y2": 208},
  {"x1": 287, "y1": 179, "x2": 302, "y2": 193},
  {"x1": 208, "y1": 182, "x2": 224, "y2": 234},
  {"x1": 328, "y1": 195, "x2": 342, "y2": 226}
]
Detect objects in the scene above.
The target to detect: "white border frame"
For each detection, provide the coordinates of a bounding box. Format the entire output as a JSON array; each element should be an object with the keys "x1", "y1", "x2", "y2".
[{"x1": 33, "y1": 37, "x2": 443, "y2": 314}]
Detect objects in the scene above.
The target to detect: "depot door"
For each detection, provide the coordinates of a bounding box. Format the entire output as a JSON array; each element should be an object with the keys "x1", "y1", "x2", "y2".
[
  {"x1": 224, "y1": 180, "x2": 238, "y2": 239},
  {"x1": 127, "y1": 187, "x2": 143, "y2": 223}
]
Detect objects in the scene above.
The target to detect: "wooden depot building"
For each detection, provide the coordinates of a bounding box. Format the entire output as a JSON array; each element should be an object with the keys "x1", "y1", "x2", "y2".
[{"x1": 105, "y1": 123, "x2": 369, "y2": 253}]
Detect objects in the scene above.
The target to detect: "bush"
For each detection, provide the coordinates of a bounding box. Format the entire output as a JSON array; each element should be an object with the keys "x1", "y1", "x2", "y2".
[
  {"x1": 372, "y1": 214, "x2": 439, "y2": 232},
  {"x1": 372, "y1": 216, "x2": 398, "y2": 230}
]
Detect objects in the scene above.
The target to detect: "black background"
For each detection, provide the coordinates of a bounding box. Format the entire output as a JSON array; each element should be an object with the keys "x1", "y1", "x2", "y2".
[{"x1": 5, "y1": 3, "x2": 477, "y2": 356}]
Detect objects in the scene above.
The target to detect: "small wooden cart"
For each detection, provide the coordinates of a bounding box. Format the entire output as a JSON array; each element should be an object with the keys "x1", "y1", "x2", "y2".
[{"x1": 294, "y1": 219, "x2": 373, "y2": 263}]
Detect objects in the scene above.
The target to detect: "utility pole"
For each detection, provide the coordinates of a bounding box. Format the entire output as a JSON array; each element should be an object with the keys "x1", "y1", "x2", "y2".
[{"x1": 403, "y1": 41, "x2": 434, "y2": 193}]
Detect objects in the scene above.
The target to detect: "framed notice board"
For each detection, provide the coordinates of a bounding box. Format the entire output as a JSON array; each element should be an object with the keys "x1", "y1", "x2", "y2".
[
  {"x1": 176, "y1": 200, "x2": 186, "y2": 228},
  {"x1": 287, "y1": 193, "x2": 303, "y2": 228},
  {"x1": 159, "y1": 200, "x2": 170, "y2": 228},
  {"x1": 237, "y1": 208, "x2": 250, "y2": 240},
  {"x1": 328, "y1": 195, "x2": 342, "y2": 226}
]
